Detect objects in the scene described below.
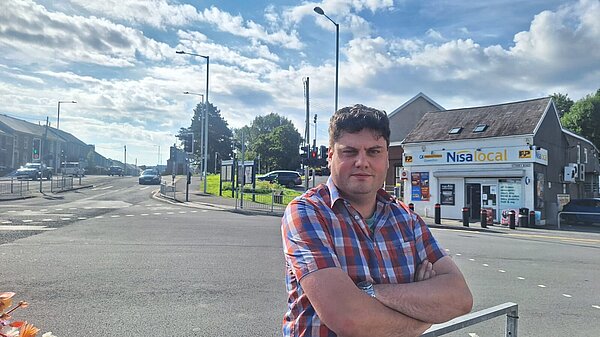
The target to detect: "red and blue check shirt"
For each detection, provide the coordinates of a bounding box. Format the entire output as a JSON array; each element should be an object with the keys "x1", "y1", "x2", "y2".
[{"x1": 281, "y1": 178, "x2": 446, "y2": 336}]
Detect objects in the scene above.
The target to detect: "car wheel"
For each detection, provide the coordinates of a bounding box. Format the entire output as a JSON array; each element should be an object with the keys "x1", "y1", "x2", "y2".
[{"x1": 287, "y1": 181, "x2": 295, "y2": 188}]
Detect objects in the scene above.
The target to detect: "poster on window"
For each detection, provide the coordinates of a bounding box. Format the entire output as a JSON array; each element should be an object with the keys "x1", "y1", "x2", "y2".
[
  {"x1": 411, "y1": 172, "x2": 430, "y2": 201},
  {"x1": 535, "y1": 172, "x2": 545, "y2": 209},
  {"x1": 440, "y1": 184, "x2": 455, "y2": 205}
]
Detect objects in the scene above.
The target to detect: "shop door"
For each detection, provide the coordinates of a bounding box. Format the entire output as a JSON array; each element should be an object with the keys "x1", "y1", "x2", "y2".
[
  {"x1": 481, "y1": 184, "x2": 498, "y2": 223},
  {"x1": 466, "y1": 183, "x2": 481, "y2": 220}
]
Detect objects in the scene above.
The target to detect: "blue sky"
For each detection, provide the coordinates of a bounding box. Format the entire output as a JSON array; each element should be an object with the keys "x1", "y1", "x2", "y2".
[{"x1": 1, "y1": 0, "x2": 599, "y2": 165}]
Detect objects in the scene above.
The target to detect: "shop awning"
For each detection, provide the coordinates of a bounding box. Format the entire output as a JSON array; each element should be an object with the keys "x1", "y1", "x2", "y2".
[{"x1": 432, "y1": 169, "x2": 525, "y2": 178}]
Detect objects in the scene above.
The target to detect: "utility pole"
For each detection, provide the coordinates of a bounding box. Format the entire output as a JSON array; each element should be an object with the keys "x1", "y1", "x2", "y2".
[
  {"x1": 123, "y1": 145, "x2": 127, "y2": 175},
  {"x1": 304, "y1": 77, "x2": 310, "y2": 190}
]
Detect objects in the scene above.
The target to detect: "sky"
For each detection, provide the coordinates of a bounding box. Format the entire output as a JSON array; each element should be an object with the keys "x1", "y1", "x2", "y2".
[{"x1": 1, "y1": 0, "x2": 599, "y2": 166}]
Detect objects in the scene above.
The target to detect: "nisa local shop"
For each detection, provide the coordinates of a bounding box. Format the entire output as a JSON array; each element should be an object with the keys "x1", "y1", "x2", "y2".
[{"x1": 402, "y1": 144, "x2": 547, "y2": 224}]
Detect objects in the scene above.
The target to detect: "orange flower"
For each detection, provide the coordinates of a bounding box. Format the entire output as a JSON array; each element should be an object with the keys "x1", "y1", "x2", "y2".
[
  {"x1": 0, "y1": 292, "x2": 16, "y2": 312},
  {"x1": 18, "y1": 322, "x2": 40, "y2": 337}
]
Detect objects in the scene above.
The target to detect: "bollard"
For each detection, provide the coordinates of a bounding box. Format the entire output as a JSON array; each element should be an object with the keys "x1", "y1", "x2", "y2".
[
  {"x1": 480, "y1": 209, "x2": 488, "y2": 228},
  {"x1": 518, "y1": 213, "x2": 528, "y2": 228},
  {"x1": 434, "y1": 203, "x2": 441, "y2": 224},
  {"x1": 462, "y1": 207, "x2": 470, "y2": 227},
  {"x1": 408, "y1": 203, "x2": 415, "y2": 212},
  {"x1": 509, "y1": 210, "x2": 516, "y2": 229},
  {"x1": 529, "y1": 210, "x2": 536, "y2": 227}
]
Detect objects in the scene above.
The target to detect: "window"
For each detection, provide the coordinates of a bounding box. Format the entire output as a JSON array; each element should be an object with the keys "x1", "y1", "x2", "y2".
[
  {"x1": 473, "y1": 124, "x2": 487, "y2": 132},
  {"x1": 448, "y1": 127, "x2": 463, "y2": 134}
]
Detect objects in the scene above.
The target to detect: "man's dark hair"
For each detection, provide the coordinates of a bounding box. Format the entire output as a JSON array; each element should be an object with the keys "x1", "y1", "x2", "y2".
[{"x1": 329, "y1": 104, "x2": 390, "y2": 148}]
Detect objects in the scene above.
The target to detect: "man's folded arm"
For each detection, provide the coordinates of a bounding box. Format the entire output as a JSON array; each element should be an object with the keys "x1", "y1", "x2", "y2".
[
  {"x1": 374, "y1": 256, "x2": 473, "y2": 324},
  {"x1": 300, "y1": 267, "x2": 432, "y2": 337}
]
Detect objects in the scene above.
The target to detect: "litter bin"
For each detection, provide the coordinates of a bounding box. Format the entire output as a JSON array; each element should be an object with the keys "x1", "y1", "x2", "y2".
[
  {"x1": 518, "y1": 208, "x2": 529, "y2": 227},
  {"x1": 273, "y1": 191, "x2": 284, "y2": 204}
]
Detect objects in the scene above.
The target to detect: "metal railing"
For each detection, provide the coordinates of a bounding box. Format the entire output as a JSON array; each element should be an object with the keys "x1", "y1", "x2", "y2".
[
  {"x1": 422, "y1": 302, "x2": 518, "y2": 337},
  {"x1": 0, "y1": 178, "x2": 33, "y2": 196},
  {"x1": 160, "y1": 182, "x2": 177, "y2": 200},
  {"x1": 235, "y1": 189, "x2": 294, "y2": 214},
  {"x1": 51, "y1": 176, "x2": 74, "y2": 192},
  {"x1": 557, "y1": 211, "x2": 600, "y2": 229}
]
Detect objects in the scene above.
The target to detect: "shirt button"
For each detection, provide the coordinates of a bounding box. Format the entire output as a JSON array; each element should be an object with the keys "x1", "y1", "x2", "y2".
[
  {"x1": 383, "y1": 274, "x2": 387, "y2": 279},
  {"x1": 354, "y1": 215, "x2": 360, "y2": 220}
]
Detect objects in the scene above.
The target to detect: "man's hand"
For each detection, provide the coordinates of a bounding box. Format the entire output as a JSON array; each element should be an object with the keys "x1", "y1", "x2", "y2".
[{"x1": 414, "y1": 259, "x2": 436, "y2": 282}]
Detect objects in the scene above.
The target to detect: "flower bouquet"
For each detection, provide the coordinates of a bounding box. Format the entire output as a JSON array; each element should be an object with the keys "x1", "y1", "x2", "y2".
[{"x1": 1, "y1": 292, "x2": 56, "y2": 337}]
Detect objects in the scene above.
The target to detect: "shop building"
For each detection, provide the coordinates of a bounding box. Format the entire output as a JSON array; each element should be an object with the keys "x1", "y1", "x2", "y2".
[{"x1": 399, "y1": 97, "x2": 599, "y2": 225}]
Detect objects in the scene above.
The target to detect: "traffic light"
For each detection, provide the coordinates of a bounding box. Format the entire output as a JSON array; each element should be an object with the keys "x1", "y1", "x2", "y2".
[
  {"x1": 320, "y1": 146, "x2": 328, "y2": 159},
  {"x1": 300, "y1": 145, "x2": 309, "y2": 157},
  {"x1": 184, "y1": 133, "x2": 193, "y2": 153},
  {"x1": 32, "y1": 138, "x2": 41, "y2": 161}
]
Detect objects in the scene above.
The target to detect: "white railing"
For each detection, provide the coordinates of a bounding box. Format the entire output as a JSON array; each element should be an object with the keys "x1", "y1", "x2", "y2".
[
  {"x1": 557, "y1": 211, "x2": 600, "y2": 229},
  {"x1": 422, "y1": 302, "x2": 518, "y2": 337}
]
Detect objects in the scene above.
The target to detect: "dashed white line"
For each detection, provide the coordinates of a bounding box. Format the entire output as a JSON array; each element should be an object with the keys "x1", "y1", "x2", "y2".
[
  {"x1": 469, "y1": 258, "x2": 475, "y2": 261},
  {"x1": 538, "y1": 284, "x2": 547, "y2": 288},
  {"x1": 562, "y1": 294, "x2": 572, "y2": 298},
  {"x1": 55, "y1": 208, "x2": 63, "y2": 211},
  {"x1": 517, "y1": 277, "x2": 525, "y2": 280},
  {"x1": 0, "y1": 225, "x2": 55, "y2": 231},
  {"x1": 201, "y1": 210, "x2": 208, "y2": 212},
  {"x1": 1, "y1": 221, "x2": 12, "y2": 224},
  {"x1": 455, "y1": 253, "x2": 462, "y2": 256},
  {"x1": 95, "y1": 216, "x2": 104, "y2": 219},
  {"x1": 42, "y1": 219, "x2": 53, "y2": 222},
  {"x1": 498, "y1": 270, "x2": 506, "y2": 273},
  {"x1": 141, "y1": 213, "x2": 149, "y2": 216},
  {"x1": 592, "y1": 305, "x2": 600, "y2": 309},
  {"x1": 110, "y1": 215, "x2": 120, "y2": 218},
  {"x1": 78, "y1": 217, "x2": 87, "y2": 220},
  {"x1": 178, "y1": 211, "x2": 187, "y2": 214},
  {"x1": 61, "y1": 218, "x2": 71, "y2": 220},
  {"x1": 167, "y1": 212, "x2": 174, "y2": 215},
  {"x1": 482, "y1": 264, "x2": 489, "y2": 267},
  {"x1": 153, "y1": 212, "x2": 162, "y2": 215},
  {"x1": 125, "y1": 214, "x2": 134, "y2": 217},
  {"x1": 468, "y1": 333, "x2": 480, "y2": 337},
  {"x1": 40, "y1": 209, "x2": 48, "y2": 212},
  {"x1": 190, "y1": 210, "x2": 198, "y2": 213},
  {"x1": 23, "y1": 219, "x2": 33, "y2": 223}
]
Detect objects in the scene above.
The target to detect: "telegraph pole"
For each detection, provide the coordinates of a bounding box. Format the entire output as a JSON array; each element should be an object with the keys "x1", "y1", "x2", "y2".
[{"x1": 303, "y1": 77, "x2": 310, "y2": 190}]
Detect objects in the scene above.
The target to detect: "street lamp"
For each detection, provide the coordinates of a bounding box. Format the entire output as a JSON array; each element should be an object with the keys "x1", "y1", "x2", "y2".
[
  {"x1": 183, "y1": 91, "x2": 205, "y2": 175},
  {"x1": 57, "y1": 100, "x2": 76, "y2": 130},
  {"x1": 313, "y1": 6, "x2": 339, "y2": 113},
  {"x1": 177, "y1": 50, "x2": 210, "y2": 193}
]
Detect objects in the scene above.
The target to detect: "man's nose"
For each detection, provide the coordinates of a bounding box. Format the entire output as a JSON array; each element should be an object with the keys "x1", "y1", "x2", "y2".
[{"x1": 354, "y1": 150, "x2": 369, "y2": 168}]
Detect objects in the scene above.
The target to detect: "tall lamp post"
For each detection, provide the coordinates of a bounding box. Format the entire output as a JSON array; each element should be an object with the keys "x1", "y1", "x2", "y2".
[
  {"x1": 57, "y1": 100, "x2": 76, "y2": 130},
  {"x1": 313, "y1": 6, "x2": 339, "y2": 113},
  {"x1": 183, "y1": 91, "x2": 205, "y2": 175},
  {"x1": 177, "y1": 50, "x2": 210, "y2": 193}
]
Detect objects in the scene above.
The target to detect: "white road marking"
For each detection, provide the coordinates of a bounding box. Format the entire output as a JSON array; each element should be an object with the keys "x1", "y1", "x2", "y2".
[
  {"x1": 40, "y1": 209, "x2": 48, "y2": 212},
  {"x1": 178, "y1": 211, "x2": 187, "y2": 214},
  {"x1": 469, "y1": 258, "x2": 475, "y2": 261},
  {"x1": 455, "y1": 253, "x2": 461, "y2": 256},
  {"x1": 23, "y1": 219, "x2": 33, "y2": 223},
  {"x1": 141, "y1": 213, "x2": 149, "y2": 216},
  {"x1": 61, "y1": 218, "x2": 71, "y2": 220},
  {"x1": 140, "y1": 186, "x2": 150, "y2": 190},
  {"x1": 55, "y1": 208, "x2": 63, "y2": 211},
  {"x1": 190, "y1": 210, "x2": 198, "y2": 213},
  {"x1": 562, "y1": 294, "x2": 572, "y2": 298},
  {"x1": 153, "y1": 212, "x2": 162, "y2": 215},
  {"x1": 2, "y1": 220, "x2": 13, "y2": 224},
  {"x1": 125, "y1": 214, "x2": 134, "y2": 217},
  {"x1": 42, "y1": 219, "x2": 53, "y2": 222},
  {"x1": 444, "y1": 248, "x2": 450, "y2": 252},
  {"x1": 78, "y1": 217, "x2": 87, "y2": 220},
  {"x1": 0, "y1": 225, "x2": 55, "y2": 231},
  {"x1": 468, "y1": 333, "x2": 480, "y2": 337},
  {"x1": 517, "y1": 277, "x2": 525, "y2": 280},
  {"x1": 95, "y1": 216, "x2": 104, "y2": 219},
  {"x1": 110, "y1": 215, "x2": 120, "y2": 218},
  {"x1": 538, "y1": 284, "x2": 547, "y2": 288},
  {"x1": 69, "y1": 207, "x2": 77, "y2": 210},
  {"x1": 592, "y1": 305, "x2": 600, "y2": 309},
  {"x1": 498, "y1": 270, "x2": 506, "y2": 273},
  {"x1": 8, "y1": 210, "x2": 16, "y2": 213},
  {"x1": 482, "y1": 264, "x2": 489, "y2": 267},
  {"x1": 167, "y1": 212, "x2": 174, "y2": 214},
  {"x1": 202, "y1": 210, "x2": 208, "y2": 212}
]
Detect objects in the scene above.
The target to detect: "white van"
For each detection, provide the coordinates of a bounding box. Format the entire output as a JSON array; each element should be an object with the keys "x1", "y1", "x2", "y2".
[{"x1": 61, "y1": 162, "x2": 85, "y2": 177}]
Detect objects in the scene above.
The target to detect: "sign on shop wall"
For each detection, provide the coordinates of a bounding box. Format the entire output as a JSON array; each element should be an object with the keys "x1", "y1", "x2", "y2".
[
  {"x1": 440, "y1": 184, "x2": 455, "y2": 205},
  {"x1": 411, "y1": 172, "x2": 430, "y2": 201},
  {"x1": 499, "y1": 179, "x2": 522, "y2": 225}
]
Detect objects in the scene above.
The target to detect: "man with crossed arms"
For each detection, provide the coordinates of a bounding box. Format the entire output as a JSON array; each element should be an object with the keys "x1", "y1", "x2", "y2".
[{"x1": 282, "y1": 104, "x2": 473, "y2": 337}]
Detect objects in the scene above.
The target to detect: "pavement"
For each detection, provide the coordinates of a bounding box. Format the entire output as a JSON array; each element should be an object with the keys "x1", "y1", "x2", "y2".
[{"x1": 153, "y1": 176, "x2": 600, "y2": 235}]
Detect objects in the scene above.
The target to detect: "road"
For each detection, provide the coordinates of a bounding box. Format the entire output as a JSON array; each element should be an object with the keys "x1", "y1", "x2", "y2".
[{"x1": 1, "y1": 176, "x2": 599, "y2": 336}]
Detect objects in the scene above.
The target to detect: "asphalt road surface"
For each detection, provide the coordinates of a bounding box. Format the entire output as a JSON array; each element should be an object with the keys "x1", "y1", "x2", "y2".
[{"x1": 1, "y1": 176, "x2": 599, "y2": 336}]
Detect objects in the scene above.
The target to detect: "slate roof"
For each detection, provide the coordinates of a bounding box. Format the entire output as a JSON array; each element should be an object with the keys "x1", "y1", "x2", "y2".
[{"x1": 403, "y1": 97, "x2": 552, "y2": 143}]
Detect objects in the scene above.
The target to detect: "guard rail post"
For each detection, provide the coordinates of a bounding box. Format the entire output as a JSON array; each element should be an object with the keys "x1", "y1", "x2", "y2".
[
  {"x1": 509, "y1": 210, "x2": 516, "y2": 229},
  {"x1": 480, "y1": 209, "x2": 488, "y2": 228},
  {"x1": 462, "y1": 207, "x2": 469, "y2": 227},
  {"x1": 434, "y1": 203, "x2": 441, "y2": 224}
]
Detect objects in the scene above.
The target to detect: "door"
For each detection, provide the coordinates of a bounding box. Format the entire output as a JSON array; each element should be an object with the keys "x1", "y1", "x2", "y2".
[
  {"x1": 466, "y1": 183, "x2": 481, "y2": 220},
  {"x1": 481, "y1": 184, "x2": 498, "y2": 223}
]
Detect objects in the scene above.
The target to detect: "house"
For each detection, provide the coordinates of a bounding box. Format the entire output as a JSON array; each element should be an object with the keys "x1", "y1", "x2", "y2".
[
  {"x1": 386, "y1": 92, "x2": 444, "y2": 190},
  {"x1": 400, "y1": 97, "x2": 599, "y2": 225}
]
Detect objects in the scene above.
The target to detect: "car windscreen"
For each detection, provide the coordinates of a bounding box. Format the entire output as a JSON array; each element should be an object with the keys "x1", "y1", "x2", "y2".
[{"x1": 142, "y1": 170, "x2": 156, "y2": 175}]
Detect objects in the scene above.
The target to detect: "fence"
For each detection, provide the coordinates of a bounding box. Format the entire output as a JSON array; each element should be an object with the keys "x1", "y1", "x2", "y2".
[
  {"x1": 0, "y1": 178, "x2": 33, "y2": 196},
  {"x1": 557, "y1": 211, "x2": 600, "y2": 229},
  {"x1": 160, "y1": 182, "x2": 177, "y2": 200},
  {"x1": 422, "y1": 302, "x2": 518, "y2": 336},
  {"x1": 51, "y1": 176, "x2": 74, "y2": 192},
  {"x1": 235, "y1": 189, "x2": 294, "y2": 214}
]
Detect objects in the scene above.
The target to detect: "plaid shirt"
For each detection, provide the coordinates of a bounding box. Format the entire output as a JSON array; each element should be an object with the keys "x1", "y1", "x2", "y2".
[{"x1": 281, "y1": 178, "x2": 446, "y2": 337}]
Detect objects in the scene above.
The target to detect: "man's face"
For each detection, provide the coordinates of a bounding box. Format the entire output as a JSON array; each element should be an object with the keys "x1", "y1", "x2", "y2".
[{"x1": 329, "y1": 129, "x2": 389, "y2": 201}]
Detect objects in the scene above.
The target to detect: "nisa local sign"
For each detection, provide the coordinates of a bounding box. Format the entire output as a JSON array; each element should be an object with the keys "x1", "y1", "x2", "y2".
[
  {"x1": 447, "y1": 149, "x2": 507, "y2": 163},
  {"x1": 404, "y1": 147, "x2": 545, "y2": 166}
]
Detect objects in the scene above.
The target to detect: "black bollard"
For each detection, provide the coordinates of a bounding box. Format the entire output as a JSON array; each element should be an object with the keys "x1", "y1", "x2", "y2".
[
  {"x1": 529, "y1": 210, "x2": 536, "y2": 227},
  {"x1": 408, "y1": 203, "x2": 415, "y2": 212},
  {"x1": 509, "y1": 210, "x2": 516, "y2": 229},
  {"x1": 462, "y1": 207, "x2": 470, "y2": 227},
  {"x1": 434, "y1": 203, "x2": 441, "y2": 224},
  {"x1": 480, "y1": 209, "x2": 488, "y2": 228}
]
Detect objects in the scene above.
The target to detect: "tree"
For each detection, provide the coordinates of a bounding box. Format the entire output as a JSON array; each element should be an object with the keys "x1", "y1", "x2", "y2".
[
  {"x1": 561, "y1": 89, "x2": 600, "y2": 149},
  {"x1": 235, "y1": 113, "x2": 302, "y2": 172},
  {"x1": 177, "y1": 102, "x2": 233, "y2": 173},
  {"x1": 551, "y1": 92, "x2": 574, "y2": 118}
]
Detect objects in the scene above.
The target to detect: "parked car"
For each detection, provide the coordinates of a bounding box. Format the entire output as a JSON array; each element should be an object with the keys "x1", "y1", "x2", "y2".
[
  {"x1": 139, "y1": 169, "x2": 161, "y2": 185},
  {"x1": 61, "y1": 161, "x2": 85, "y2": 177},
  {"x1": 561, "y1": 198, "x2": 600, "y2": 225},
  {"x1": 258, "y1": 170, "x2": 302, "y2": 188},
  {"x1": 108, "y1": 166, "x2": 124, "y2": 176},
  {"x1": 15, "y1": 162, "x2": 52, "y2": 180}
]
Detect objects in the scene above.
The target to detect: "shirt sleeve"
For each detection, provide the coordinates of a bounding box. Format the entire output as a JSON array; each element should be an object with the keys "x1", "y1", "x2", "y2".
[
  {"x1": 281, "y1": 198, "x2": 341, "y2": 282},
  {"x1": 412, "y1": 213, "x2": 447, "y2": 264}
]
